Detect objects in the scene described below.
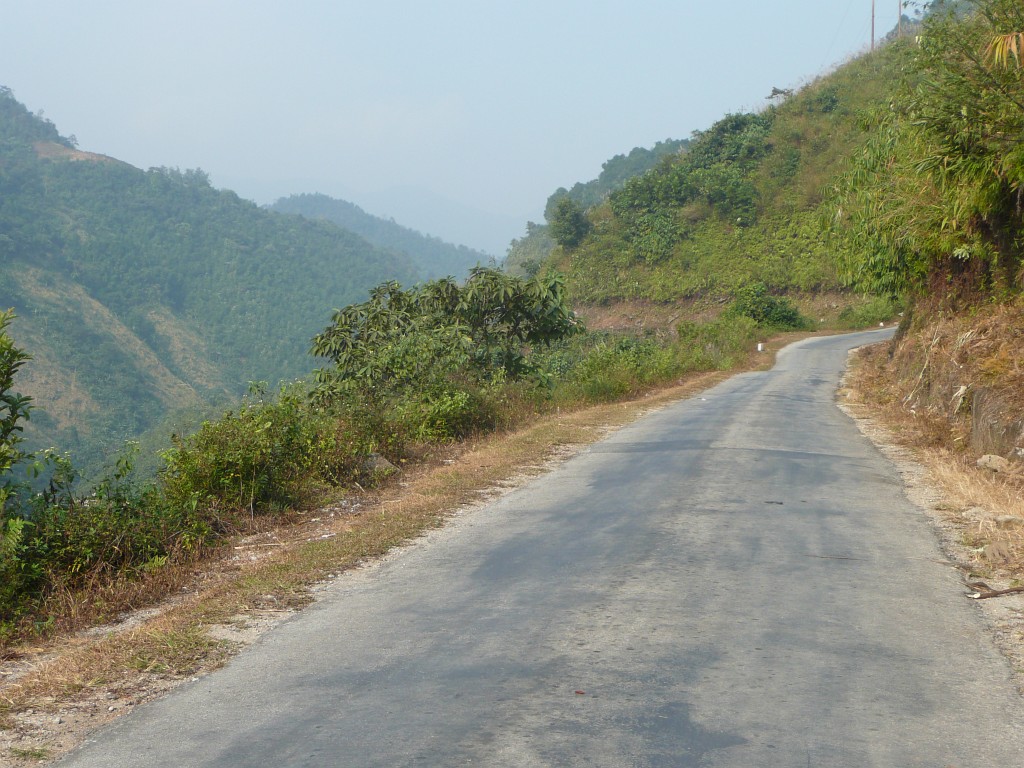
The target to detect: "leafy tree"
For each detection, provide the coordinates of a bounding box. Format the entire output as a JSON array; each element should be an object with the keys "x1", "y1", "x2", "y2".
[
  {"x1": 835, "y1": 0, "x2": 1024, "y2": 297},
  {"x1": 548, "y1": 197, "x2": 591, "y2": 249},
  {"x1": 0, "y1": 310, "x2": 32, "y2": 511},
  {"x1": 310, "y1": 268, "x2": 582, "y2": 404}
]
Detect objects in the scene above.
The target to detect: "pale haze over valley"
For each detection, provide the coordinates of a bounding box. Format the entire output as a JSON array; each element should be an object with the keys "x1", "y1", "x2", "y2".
[{"x1": 0, "y1": 0, "x2": 900, "y2": 255}]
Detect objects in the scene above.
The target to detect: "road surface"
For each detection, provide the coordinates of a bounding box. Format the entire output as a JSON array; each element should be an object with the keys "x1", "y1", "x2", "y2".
[{"x1": 58, "y1": 330, "x2": 1024, "y2": 767}]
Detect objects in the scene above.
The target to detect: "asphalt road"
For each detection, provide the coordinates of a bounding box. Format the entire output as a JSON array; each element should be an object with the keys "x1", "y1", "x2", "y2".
[{"x1": 58, "y1": 330, "x2": 1024, "y2": 767}]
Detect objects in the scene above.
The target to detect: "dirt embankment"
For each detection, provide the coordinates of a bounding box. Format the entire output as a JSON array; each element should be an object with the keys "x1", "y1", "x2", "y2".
[
  {"x1": 576, "y1": 292, "x2": 885, "y2": 337},
  {"x1": 876, "y1": 298, "x2": 1024, "y2": 465},
  {"x1": 840, "y1": 300, "x2": 1024, "y2": 690}
]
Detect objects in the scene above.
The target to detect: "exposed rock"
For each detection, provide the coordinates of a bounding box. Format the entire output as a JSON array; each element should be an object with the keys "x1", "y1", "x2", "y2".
[
  {"x1": 995, "y1": 515, "x2": 1024, "y2": 529},
  {"x1": 364, "y1": 453, "x2": 399, "y2": 476},
  {"x1": 977, "y1": 454, "x2": 1012, "y2": 473},
  {"x1": 972, "y1": 388, "x2": 1024, "y2": 462}
]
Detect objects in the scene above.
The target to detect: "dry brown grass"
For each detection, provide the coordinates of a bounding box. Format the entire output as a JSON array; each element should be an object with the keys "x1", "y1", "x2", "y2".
[
  {"x1": 844, "y1": 342, "x2": 1024, "y2": 580},
  {"x1": 923, "y1": 455, "x2": 1024, "y2": 577}
]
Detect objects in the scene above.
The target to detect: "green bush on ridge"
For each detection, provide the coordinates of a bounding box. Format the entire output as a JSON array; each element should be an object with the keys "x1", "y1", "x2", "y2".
[
  {"x1": 159, "y1": 383, "x2": 372, "y2": 519},
  {"x1": 725, "y1": 283, "x2": 811, "y2": 330}
]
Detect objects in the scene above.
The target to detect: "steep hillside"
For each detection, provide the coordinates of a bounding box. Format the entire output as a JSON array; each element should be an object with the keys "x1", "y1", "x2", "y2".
[
  {"x1": 524, "y1": 45, "x2": 907, "y2": 304},
  {"x1": 503, "y1": 139, "x2": 688, "y2": 276},
  {"x1": 0, "y1": 87, "x2": 420, "y2": 472},
  {"x1": 542, "y1": 139, "x2": 689, "y2": 220},
  {"x1": 270, "y1": 193, "x2": 489, "y2": 280},
  {"x1": 834, "y1": 0, "x2": 1024, "y2": 469}
]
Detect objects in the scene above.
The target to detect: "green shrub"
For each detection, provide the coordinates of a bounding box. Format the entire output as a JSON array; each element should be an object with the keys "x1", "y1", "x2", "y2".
[
  {"x1": 726, "y1": 283, "x2": 810, "y2": 329},
  {"x1": 677, "y1": 316, "x2": 760, "y2": 370},
  {"x1": 0, "y1": 447, "x2": 207, "y2": 636},
  {"x1": 835, "y1": 295, "x2": 901, "y2": 329},
  {"x1": 160, "y1": 385, "x2": 365, "y2": 520},
  {"x1": 393, "y1": 385, "x2": 498, "y2": 442},
  {"x1": 559, "y1": 335, "x2": 676, "y2": 403}
]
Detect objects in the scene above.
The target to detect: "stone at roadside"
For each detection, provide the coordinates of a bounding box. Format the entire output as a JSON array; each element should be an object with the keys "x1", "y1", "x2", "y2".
[
  {"x1": 364, "y1": 453, "x2": 399, "y2": 477},
  {"x1": 985, "y1": 540, "x2": 1013, "y2": 563},
  {"x1": 977, "y1": 454, "x2": 1011, "y2": 473},
  {"x1": 996, "y1": 515, "x2": 1024, "y2": 528}
]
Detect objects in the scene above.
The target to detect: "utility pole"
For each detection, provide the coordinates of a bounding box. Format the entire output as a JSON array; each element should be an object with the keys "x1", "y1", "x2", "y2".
[
  {"x1": 871, "y1": 0, "x2": 876, "y2": 51},
  {"x1": 897, "y1": 0, "x2": 903, "y2": 37}
]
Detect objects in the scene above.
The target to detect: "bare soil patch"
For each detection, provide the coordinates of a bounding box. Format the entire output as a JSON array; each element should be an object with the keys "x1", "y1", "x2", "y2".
[{"x1": 32, "y1": 142, "x2": 121, "y2": 165}]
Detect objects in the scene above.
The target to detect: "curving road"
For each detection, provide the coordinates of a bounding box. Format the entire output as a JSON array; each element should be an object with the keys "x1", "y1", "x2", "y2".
[{"x1": 59, "y1": 330, "x2": 1024, "y2": 767}]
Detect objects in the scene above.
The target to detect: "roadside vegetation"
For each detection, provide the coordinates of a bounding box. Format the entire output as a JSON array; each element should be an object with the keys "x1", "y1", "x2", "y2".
[
  {"x1": 832, "y1": 0, "x2": 1023, "y2": 461},
  {"x1": 0, "y1": 267, "x2": 811, "y2": 647}
]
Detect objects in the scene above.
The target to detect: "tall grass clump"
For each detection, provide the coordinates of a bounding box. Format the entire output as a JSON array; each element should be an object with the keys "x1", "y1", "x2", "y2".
[
  {"x1": 542, "y1": 315, "x2": 760, "y2": 406},
  {"x1": 554, "y1": 335, "x2": 677, "y2": 402},
  {"x1": 834, "y1": 295, "x2": 901, "y2": 329},
  {"x1": 675, "y1": 315, "x2": 761, "y2": 370}
]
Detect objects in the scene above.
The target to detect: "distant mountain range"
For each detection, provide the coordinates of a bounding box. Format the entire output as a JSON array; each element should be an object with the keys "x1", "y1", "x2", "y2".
[
  {"x1": 270, "y1": 193, "x2": 490, "y2": 279},
  {"x1": 348, "y1": 185, "x2": 527, "y2": 259},
  {"x1": 0, "y1": 86, "x2": 483, "y2": 476}
]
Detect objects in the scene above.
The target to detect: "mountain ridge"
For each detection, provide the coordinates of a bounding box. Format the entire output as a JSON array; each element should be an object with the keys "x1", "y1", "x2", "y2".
[
  {"x1": 270, "y1": 192, "x2": 489, "y2": 280},
  {"x1": 0, "y1": 86, "x2": 423, "y2": 474}
]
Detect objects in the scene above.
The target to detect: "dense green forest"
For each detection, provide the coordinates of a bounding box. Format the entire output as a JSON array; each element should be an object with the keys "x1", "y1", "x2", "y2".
[
  {"x1": 270, "y1": 193, "x2": 489, "y2": 280},
  {"x1": 0, "y1": 86, "x2": 420, "y2": 473}
]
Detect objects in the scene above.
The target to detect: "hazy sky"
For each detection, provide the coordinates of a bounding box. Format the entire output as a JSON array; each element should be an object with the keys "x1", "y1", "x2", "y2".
[{"x1": 1, "y1": 1, "x2": 900, "y2": 254}]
